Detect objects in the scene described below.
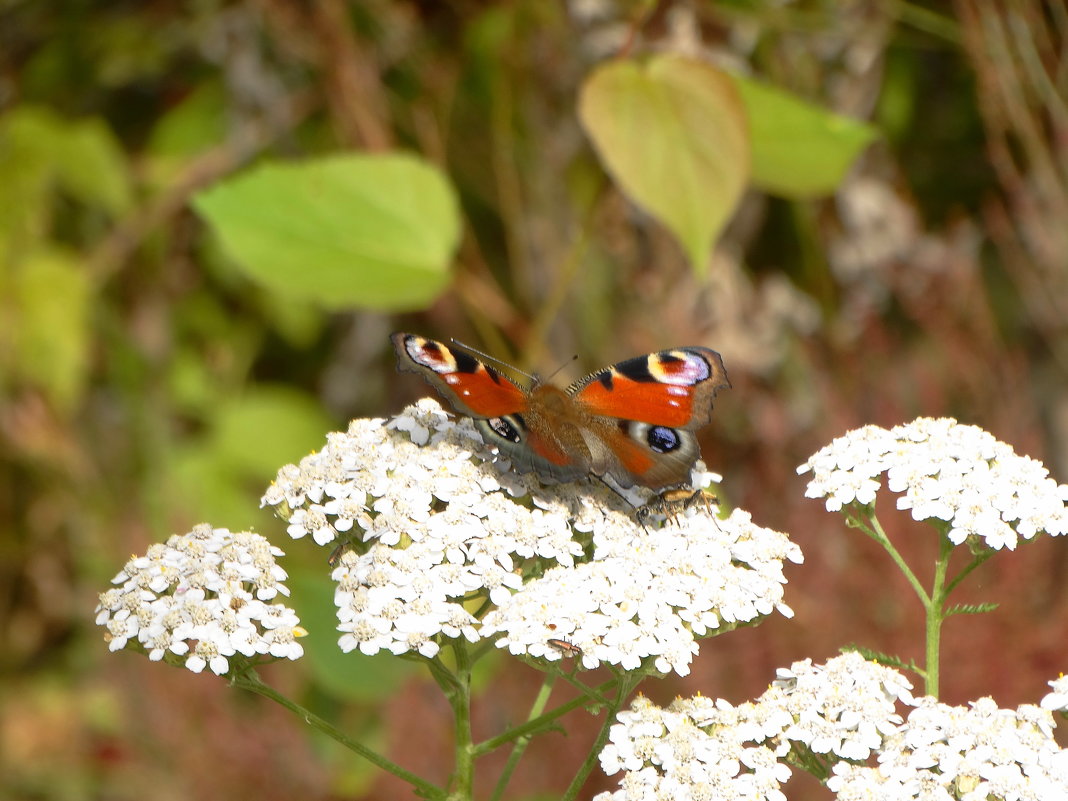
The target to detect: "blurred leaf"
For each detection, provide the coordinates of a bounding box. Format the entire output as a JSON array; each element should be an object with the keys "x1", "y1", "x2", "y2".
[
  {"x1": 146, "y1": 82, "x2": 229, "y2": 187},
  {"x1": 730, "y1": 74, "x2": 878, "y2": 198},
  {"x1": 0, "y1": 109, "x2": 53, "y2": 239},
  {"x1": 0, "y1": 106, "x2": 131, "y2": 237},
  {"x1": 52, "y1": 115, "x2": 133, "y2": 215},
  {"x1": 193, "y1": 154, "x2": 462, "y2": 311},
  {"x1": 161, "y1": 386, "x2": 334, "y2": 530},
  {"x1": 579, "y1": 55, "x2": 749, "y2": 273},
  {"x1": 212, "y1": 386, "x2": 335, "y2": 478},
  {"x1": 286, "y1": 568, "x2": 418, "y2": 702},
  {"x1": 162, "y1": 446, "x2": 261, "y2": 533},
  {"x1": 10, "y1": 247, "x2": 93, "y2": 412}
]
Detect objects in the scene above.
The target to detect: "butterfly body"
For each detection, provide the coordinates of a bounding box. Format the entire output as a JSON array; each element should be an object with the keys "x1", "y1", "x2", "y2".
[{"x1": 392, "y1": 333, "x2": 730, "y2": 491}]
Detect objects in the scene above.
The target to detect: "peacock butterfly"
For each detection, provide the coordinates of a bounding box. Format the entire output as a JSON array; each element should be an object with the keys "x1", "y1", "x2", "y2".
[{"x1": 391, "y1": 333, "x2": 730, "y2": 492}]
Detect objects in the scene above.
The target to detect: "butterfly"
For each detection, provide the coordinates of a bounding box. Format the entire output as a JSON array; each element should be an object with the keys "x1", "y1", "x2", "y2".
[{"x1": 391, "y1": 333, "x2": 730, "y2": 492}]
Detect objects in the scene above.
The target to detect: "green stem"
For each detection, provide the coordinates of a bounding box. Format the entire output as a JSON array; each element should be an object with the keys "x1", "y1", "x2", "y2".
[
  {"x1": 489, "y1": 673, "x2": 557, "y2": 801},
  {"x1": 425, "y1": 653, "x2": 463, "y2": 695},
  {"x1": 474, "y1": 678, "x2": 619, "y2": 755},
  {"x1": 944, "y1": 550, "x2": 994, "y2": 596},
  {"x1": 850, "y1": 506, "x2": 931, "y2": 606},
  {"x1": 232, "y1": 670, "x2": 443, "y2": 799},
  {"x1": 561, "y1": 672, "x2": 642, "y2": 801},
  {"x1": 925, "y1": 531, "x2": 954, "y2": 698},
  {"x1": 449, "y1": 642, "x2": 475, "y2": 799}
]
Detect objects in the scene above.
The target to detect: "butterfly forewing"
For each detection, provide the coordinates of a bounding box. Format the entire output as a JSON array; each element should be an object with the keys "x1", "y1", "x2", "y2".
[
  {"x1": 392, "y1": 333, "x2": 527, "y2": 419},
  {"x1": 568, "y1": 348, "x2": 729, "y2": 428}
]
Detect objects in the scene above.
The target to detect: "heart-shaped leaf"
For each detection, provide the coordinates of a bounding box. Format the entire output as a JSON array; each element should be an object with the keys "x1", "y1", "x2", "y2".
[{"x1": 579, "y1": 55, "x2": 749, "y2": 273}]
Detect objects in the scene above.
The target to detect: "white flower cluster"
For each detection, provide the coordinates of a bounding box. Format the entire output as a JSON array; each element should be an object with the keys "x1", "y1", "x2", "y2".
[
  {"x1": 263, "y1": 400, "x2": 801, "y2": 673},
  {"x1": 766, "y1": 652, "x2": 914, "y2": 761},
  {"x1": 828, "y1": 696, "x2": 1068, "y2": 800},
  {"x1": 1041, "y1": 675, "x2": 1068, "y2": 713},
  {"x1": 95, "y1": 524, "x2": 304, "y2": 675},
  {"x1": 798, "y1": 417, "x2": 1068, "y2": 549},
  {"x1": 596, "y1": 654, "x2": 912, "y2": 801},
  {"x1": 596, "y1": 694, "x2": 792, "y2": 801},
  {"x1": 482, "y1": 509, "x2": 802, "y2": 676},
  {"x1": 597, "y1": 653, "x2": 1068, "y2": 801}
]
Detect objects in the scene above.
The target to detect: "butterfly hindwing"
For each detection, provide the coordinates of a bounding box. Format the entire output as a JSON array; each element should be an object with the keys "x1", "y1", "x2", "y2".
[
  {"x1": 563, "y1": 348, "x2": 728, "y2": 489},
  {"x1": 591, "y1": 423, "x2": 701, "y2": 489}
]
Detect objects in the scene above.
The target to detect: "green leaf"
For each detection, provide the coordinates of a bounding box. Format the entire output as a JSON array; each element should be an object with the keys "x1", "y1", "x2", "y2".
[
  {"x1": 845, "y1": 644, "x2": 921, "y2": 675},
  {"x1": 159, "y1": 386, "x2": 335, "y2": 530},
  {"x1": 0, "y1": 106, "x2": 132, "y2": 237},
  {"x1": 193, "y1": 154, "x2": 461, "y2": 311},
  {"x1": 52, "y1": 115, "x2": 133, "y2": 216},
  {"x1": 729, "y1": 74, "x2": 879, "y2": 198},
  {"x1": 10, "y1": 247, "x2": 93, "y2": 412},
  {"x1": 145, "y1": 81, "x2": 229, "y2": 187},
  {"x1": 579, "y1": 55, "x2": 749, "y2": 273},
  {"x1": 945, "y1": 602, "x2": 999, "y2": 617},
  {"x1": 211, "y1": 386, "x2": 336, "y2": 478}
]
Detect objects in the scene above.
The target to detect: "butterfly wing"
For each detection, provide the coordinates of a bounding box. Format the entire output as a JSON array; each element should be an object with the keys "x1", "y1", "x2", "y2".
[
  {"x1": 391, "y1": 333, "x2": 527, "y2": 418},
  {"x1": 569, "y1": 347, "x2": 730, "y2": 428},
  {"x1": 393, "y1": 333, "x2": 591, "y2": 483},
  {"x1": 568, "y1": 347, "x2": 730, "y2": 489}
]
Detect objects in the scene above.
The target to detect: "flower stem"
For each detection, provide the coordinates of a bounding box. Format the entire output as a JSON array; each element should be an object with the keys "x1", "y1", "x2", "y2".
[
  {"x1": 924, "y1": 531, "x2": 954, "y2": 697},
  {"x1": 488, "y1": 673, "x2": 556, "y2": 801},
  {"x1": 231, "y1": 670, "x2": 443, "y2": 799},
  {"x1": 474, "y1": 678, "x2": 619, "y2": 754},
  {"x1": 561, "y1": 672, "x2": 642, "y2": 801},
  {"x1": 851, "y1": 506, "x2": 931, "y2": 606},
  {"x1": 944, "y1": 550, "x2": 994, "y2": 596},
  {"x1": 448, "y1": 641, "x2": 475, "y2": 799}
]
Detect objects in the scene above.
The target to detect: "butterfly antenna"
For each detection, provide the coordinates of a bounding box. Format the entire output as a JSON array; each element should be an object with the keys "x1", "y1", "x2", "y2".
[
  {"x1": 544, "y1": 353, "x2": 579, "y2": 384},
  {"x1": 449, "y1": 338, "x2": 536, "y2": 382}
]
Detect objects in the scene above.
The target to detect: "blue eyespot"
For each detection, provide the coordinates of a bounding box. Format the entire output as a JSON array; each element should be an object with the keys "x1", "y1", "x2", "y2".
[{"x1": 647, "y1": 426, "x2": 680, "y2": 453}]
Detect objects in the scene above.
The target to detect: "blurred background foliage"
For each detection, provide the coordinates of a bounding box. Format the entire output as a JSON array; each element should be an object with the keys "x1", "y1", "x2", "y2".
[{"x1": 2, "y1": 1, "x2": 1067, "y2": 799}]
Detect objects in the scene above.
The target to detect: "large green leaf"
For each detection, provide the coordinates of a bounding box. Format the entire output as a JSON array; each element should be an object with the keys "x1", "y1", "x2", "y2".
[
  {"x1": 193, "y1": 154, "x2": 461, "y2": 311},
  {"x1": 730, "y1": 74, "x2": 879, "y2": 198},
  {"x1": 579, "y1": 55, "x2": 749, "y2": 273}
]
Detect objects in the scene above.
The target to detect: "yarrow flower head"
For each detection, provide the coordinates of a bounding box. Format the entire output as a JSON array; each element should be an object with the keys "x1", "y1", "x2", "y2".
[
  {"x1": 595, "y1": 693, "x2": 793, "y2": 801},
  {"x1": 764, "y1": 652, "x2": 914, "y2": 762},
  {"x1": 797, "y1": 417, "x2": 1068, "y2": 550},
  {"x1": 481, "y1": 508, "x2": 801, "y2": 676},
  {"x1": 262, "y1": 399, "x2": 802, "y2": 674},
  {"x1": 828, "y1": 696, "x2": 1068, "y2": 800},
  {"x1": 593, "y1": 654, "x2": 1068, "y2": 801},
  {"x1": 95, "y1": 524, "x2": 305, "y2": 675}
]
